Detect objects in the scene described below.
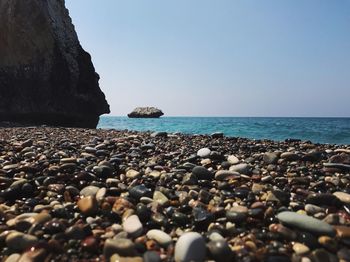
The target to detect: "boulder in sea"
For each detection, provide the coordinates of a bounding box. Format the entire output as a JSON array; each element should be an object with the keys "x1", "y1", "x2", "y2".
[
  {"x1": 128, "y1": 107, "x2": 164, "y2": 118},
  {"x1": 0, "y1": 0, "x2": 110, "y2": 128}
]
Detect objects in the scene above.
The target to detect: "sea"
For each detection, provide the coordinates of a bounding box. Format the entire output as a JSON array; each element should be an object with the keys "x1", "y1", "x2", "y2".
[{"x1": 98, "y1": 117, "x2": 350, "y2": 145}]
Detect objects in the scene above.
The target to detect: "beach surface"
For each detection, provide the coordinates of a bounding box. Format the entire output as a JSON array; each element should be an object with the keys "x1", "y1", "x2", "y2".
[{"x1": 0, "y1": 127, "x2": 349, "y2": 261}]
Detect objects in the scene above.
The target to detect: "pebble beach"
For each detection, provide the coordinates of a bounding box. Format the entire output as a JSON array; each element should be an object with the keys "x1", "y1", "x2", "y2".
[{"x1": 0, "y1": 127, "x2": 350, "y2": 262}]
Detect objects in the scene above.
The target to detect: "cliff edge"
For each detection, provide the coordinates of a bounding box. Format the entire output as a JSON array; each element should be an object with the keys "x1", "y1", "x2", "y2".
[{"x1": 0, "y1": 0, "x2": 110, "y2": 128}]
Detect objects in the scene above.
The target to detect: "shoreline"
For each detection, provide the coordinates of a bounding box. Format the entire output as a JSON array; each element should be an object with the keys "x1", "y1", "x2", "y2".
[{"x1": 0, "y1": 127, "x2": 350, "y2": 261}]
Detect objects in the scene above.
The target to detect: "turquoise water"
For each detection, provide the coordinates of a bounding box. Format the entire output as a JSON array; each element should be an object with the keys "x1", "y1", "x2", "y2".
[{"x1": 98, "y1": 117, "x2": 350, "y2": 145}]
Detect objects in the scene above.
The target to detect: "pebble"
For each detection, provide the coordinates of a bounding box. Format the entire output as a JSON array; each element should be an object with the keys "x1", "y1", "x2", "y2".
[
  {"x1": 229, "y1": 163, "x2": 250, "y2": 174},
  {"x1": 293, "y1": 242, "x2": 310, "y2": 255},
  {"x1": 333, "y1": 192, "x2": 350, "y2": 204},
  {"x1": 123, "y1": 215, "x2": 143, "y2": 237},
  {"x1": 5, "y1": 232, "x2": 38, "y2": 252},
  {"x1": 197, "y1": 148, "x2": 211, "y2": 158},
  {"x1": 174, "y1": 232, "x2": 206, "y2": 262},
  {"x1": 263, "y1": 152, "x2": 279, "y2": 164},
  {"x1": 77, "y1": 196, "x2": 98, "y2": 216},
  {"x1": 277, "y1": 211, "x2": 335, "y2": 236},
  {"x1": 215, "y1": 170, "x2": 240, "y2": 181},
  {"x1": 153, "y1": 191, "x2": 169, "y2": 206},
  {"x1": 146, "y1": 229, "x2": 172, "y2": 247},
  {"x1": 0, "y1": 127, "x2": 349, "y2": 261},
  {"x1": 143, "y1": 251, "x2": 162, "y2": 262},
  {"x1": 207, "y1": 240, "x2": 234, "y2": 262},
  {"x1": 4, "y1": 254, "x2": 21, "y2": 262},
  {"x1": 192, "y1": 166, "x2": 213, "y2": 180},
  {"x1": 103, "y1": 238, "x2": 136, "y2": 259},
  {"x1": 227, "y1": 155, "x2": 239, "y2": 165},
  {"x1": 126, "y1": 169, "x2": 141, "y2": 179},
  {"x1": 80, "y1": 186, "x2": 100, "y2": 197}
]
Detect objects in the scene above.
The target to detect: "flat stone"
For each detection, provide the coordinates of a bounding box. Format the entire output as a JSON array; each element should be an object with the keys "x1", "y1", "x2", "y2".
[
  {"x1": 215, "y1": 170, "x2": 240, "y2": 181},
  {"x1": 333, "y1": 192, "x2": 350, "y2": 204},
  {"x1": 174, "y1": 232, "x2": 206, "y2": 262},
  {"x1": 110, "y1": 254, "x2": 143, "y2": 262},
  {"x1": 276, "y1": 211, "x2": 335, "y2": 236},
  {"x1": 146, "y1": 229, "x2": 172, "y2": 247},
  {"x1": 6, "y1": 231, "x2": 38, "y2": 252},
  {"x1": 4, "y1": 254, "x2": 21, "y2": 262},
  {"x1": 280, "y1": 152, "x2": 300, "y2": 161},
  {"x1": 123, "y1": 215, "x2": 143, "y2": 237},
  {"x1": 229, "y1": 163, "x2": 250, "y2": 175},
  {"x1": 197, "y1": 148, "x2": 211, "y2": 158}
]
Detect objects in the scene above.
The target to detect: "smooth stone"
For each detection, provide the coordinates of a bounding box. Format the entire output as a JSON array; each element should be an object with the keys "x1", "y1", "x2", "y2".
[
  {"x1": 334, "y1": 226, "x2": 350, "y2": 239},
  {"x1": 123, "y1": 215, "x2": 143, "y2": 237},
  {"x1": 293, "y1": 242, "x2": 310, "y2": 255},
  {"x1": 4, "y1": 254, "x2": 21, "y2": 262},
  {"x1": 229, "y1": 163, "x2": 250, "y2": 175},
  {"x1": 153, "y1": 191, "x2": 169, "y2": 206},
  {"x1": 263, "y1": 152, "x2": 279, "y2": 164},
  {"x1": 110, "y1": 254, "x2": 143, "y2": 262},
  {"x1": 197, "y1": 148, "x2": 211, "y2": 158},
  {"x1": 174, "y1": 232, "x2": 206, "y2": 262},
  {"x1": 207, "y1": 240, "x2": 234, "y2": 262},
  {"x1": 6, "y1": 232, "x2": 38, "y2": 252},
  {"x1": 93, "y1": 165, "x2": 113, "y2": 177},
  {"x1": 305, "y1": 204, "x2": 325, "y2": 215},
  {"x1": 192, "y1": 166, "x2": 213, "y2": 180},
  {"x1": 18, "y1": 248, "x2": 47, "y2": 262},
  {"x1": 333, "y1": 192, "x2": 350, "y2": 204},
  {"x1": 280, "y1": 152, "x2": 300, "y2": 161},
  {"x1": 306, "y1": 193, "x2": 343, "y2": 208},
  {"x1": 103, "y1": 238, "x2": 136, "y2": 259},
  {"x1": 227, "y1": 155, "x2": 239, "y2": 165},
  {"x1": 29, "y1": 212, "x2": 52, "y2": 224},
  {"x1": 77, "y1": 196, "x2": 99, "y2": 216},
  {"x1": 215, "y1": 170, "x2": 240, "y2": 181},
  {"x1": 126, "y1": 169, "x2": 141, "y2": 179},
  {"x1": 143, "y1": 251, "x2": 161, "y2": 262},
  {"x1": 208, "y1": 232, "x2": 224, "y2": 242},
  {"x1": 146, "y1": 229, "x2": 172, "y2": 247},
  {"x1": 80, "y1": 186, "x2": 100, "y2": 197},
  {"x1": 129, "y1": 185, "x2": 152, "y2": 200},
  {"x1": 277, "y1": 211, "x2": 335, "y2": 236}
]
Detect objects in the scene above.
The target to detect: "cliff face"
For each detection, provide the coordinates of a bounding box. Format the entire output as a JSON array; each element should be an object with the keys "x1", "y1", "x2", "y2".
[{"x1": 0, "y1": 0, "x2": 110, "y2": 128}]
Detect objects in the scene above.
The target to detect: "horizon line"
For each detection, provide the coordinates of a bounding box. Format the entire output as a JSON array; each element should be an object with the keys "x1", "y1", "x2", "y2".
[{"x1": 102, "y1": 115, "x2": 350, "y2": 118}]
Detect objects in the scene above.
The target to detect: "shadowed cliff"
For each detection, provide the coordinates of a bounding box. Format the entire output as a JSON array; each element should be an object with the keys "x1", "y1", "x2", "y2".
[{"x1": 0, "y1": 0, "x2": 110, "y2": 128}]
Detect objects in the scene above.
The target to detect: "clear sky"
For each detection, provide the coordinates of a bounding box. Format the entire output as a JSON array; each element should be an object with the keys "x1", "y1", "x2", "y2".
[{"x1": 66, "y1": 0, "x2": 350, "y2": 117}]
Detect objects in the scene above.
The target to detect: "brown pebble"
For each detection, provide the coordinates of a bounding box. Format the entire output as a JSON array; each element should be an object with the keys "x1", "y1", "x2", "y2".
[{"x1": 77, "y1": 196, "x2": 98, "y2": 216}]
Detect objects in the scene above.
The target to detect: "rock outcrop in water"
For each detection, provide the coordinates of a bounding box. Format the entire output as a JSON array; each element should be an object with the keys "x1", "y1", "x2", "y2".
[
  {"x1": 0, "y1": 0, "x2": 110, "y2": 128},
  {"x1": 128, "y1": 107, "x2": 164, "y2": 118}
]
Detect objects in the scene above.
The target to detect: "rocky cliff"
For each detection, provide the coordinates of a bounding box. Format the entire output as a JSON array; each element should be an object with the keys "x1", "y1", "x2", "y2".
[{"x1": 0, "y1": 0, "x2": 110, "y2": 128}]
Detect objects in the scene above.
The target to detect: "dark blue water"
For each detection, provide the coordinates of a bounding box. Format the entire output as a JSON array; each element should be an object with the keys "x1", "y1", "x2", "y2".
[{"x1": 98, "y1": 117, "x2": 350, "y2": 145}]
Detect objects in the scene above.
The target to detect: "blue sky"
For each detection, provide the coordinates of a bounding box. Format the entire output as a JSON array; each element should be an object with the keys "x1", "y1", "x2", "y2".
[{"x1": 66, "y1": 0, "x2": 350, "y2": 117}]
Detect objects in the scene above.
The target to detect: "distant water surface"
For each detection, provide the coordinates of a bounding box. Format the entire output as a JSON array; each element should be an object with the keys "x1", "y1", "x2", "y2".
[{"x1": 98, "y1": 117, "x2": 350, "y2": 145}]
